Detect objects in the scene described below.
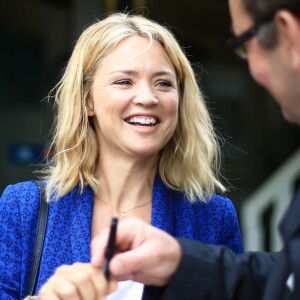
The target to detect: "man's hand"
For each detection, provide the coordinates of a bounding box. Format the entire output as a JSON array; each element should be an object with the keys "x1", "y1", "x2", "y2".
[{"x1": 91, "y1": 218, "x2": 182, "y2": 287}]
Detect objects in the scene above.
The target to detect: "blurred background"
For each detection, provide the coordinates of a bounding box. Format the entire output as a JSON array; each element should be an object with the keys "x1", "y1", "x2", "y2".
[{"x1": 1, "y1": 0, "x2": 299, "y2": 251}]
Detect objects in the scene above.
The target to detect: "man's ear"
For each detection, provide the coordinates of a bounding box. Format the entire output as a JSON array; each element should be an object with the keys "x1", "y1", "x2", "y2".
[
  {"x1": 275, "y1": 10, "x2": 300, "y2": 70},
  {"x1": 86, "y1": 96, "x2": 95, "y2": 116}
]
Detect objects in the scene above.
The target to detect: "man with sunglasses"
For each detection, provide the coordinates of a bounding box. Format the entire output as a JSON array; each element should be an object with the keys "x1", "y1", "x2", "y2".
[
  {"x1": 229, "y1": 0, "x2": 300, "y2": 124},
  {"x1": 91, "y1": 0, "x2": 300, "y2": 299}
]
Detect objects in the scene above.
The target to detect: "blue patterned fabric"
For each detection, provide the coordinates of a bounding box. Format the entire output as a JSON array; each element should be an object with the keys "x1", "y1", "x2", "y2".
[{"x1": 0, "y1": 175, "x2": 243, "y2": 299}]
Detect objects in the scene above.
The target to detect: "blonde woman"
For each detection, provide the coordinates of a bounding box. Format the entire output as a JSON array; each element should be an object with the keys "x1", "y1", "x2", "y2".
[{"x1": 0, "y1": 12, "x2": 243, "y2": 300}]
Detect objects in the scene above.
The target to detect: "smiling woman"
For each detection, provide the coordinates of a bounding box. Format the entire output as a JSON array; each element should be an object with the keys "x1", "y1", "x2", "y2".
[
  {"x1": 0, "y1": 12, "x2": 244, "y2": 300},
  {"x1": 45, "y1": 13, "x2": 225, "y2": 204},
  {"x1": 86, "y1": 36, "x2": 179, "y2": 163}
]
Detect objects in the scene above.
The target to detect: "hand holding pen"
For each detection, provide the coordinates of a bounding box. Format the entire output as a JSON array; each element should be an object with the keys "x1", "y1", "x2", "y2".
[{"x1": 91, "y1": 217, "x2": 181, "y2": 287}]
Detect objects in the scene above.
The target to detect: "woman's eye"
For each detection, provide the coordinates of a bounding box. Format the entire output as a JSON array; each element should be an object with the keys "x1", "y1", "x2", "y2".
[
  {"x1": 114, "y1": 80, "x2": 131, "y2": 85},
  {"x1": 157, "y1": 80, "x2": 173, "y2": 88}
]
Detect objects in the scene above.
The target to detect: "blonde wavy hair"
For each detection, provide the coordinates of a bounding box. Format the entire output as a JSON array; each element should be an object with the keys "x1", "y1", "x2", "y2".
[{"x1": 43, "y1": 12, "x2": 226, "y2": 202}]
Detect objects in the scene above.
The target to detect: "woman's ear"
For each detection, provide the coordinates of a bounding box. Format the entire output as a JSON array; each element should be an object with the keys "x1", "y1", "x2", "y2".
[
  {"x1": 86, "y1": 96, "x2": 95, "y2": 116},
  {"x1": 275, "y1": 10, "x2": 300, "y2": 70}
]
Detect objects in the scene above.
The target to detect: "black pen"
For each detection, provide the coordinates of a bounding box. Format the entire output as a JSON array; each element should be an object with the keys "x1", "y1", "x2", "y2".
[{"x1": 102, "y1": 217, "x2": 118, "y2": 280}]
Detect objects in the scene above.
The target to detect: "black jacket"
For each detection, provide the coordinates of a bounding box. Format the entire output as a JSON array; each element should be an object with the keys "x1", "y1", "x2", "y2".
[{"x1": 143, "y1": 189, "x2": 300, "y2": 300}]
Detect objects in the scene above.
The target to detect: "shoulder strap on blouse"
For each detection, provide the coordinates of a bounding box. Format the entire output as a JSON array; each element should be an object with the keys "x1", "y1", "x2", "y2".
[{"x1": 27, "y1": 180, "x2": 49, "y2": 296}]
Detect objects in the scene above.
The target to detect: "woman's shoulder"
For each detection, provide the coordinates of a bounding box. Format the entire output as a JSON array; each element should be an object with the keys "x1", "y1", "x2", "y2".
[
  {"x1": 0, "y1": 180, "x2": 42, "y2": 207},
  {"x1": 184, "y1": 193, "x2": 234, "y2": 208},
  {"x1": 200, "y1": 193, "x2": 237, "y2": 214},
  {"x1": 0, "y1": 181, "x2": 44, "y2": 242},
  {"x1": 208, "y1": 193, "x2": 234, "y2": 206},
  {"x1": 171, "y1": 192, "x2": 237, "y2": 218},
  {"x1": 1, "y1": 180, "x2": 40, "y2": 195},
  {"x1": 180, "y1": 193, "x2": 238, "y2": 218}
]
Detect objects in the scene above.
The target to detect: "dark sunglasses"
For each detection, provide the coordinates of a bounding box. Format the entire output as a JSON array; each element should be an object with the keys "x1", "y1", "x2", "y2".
[
  {"x1": 228, "y1": 17, "x2": 274, "y2": 60},
  {"x1": 228, "y1": 5, "x2": 300, "y2": 59}
]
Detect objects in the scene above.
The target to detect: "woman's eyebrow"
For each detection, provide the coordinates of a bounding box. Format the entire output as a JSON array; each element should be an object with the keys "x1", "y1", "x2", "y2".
[{"x1": 109, "y1": 69, "x2": 176, "y2": 78}]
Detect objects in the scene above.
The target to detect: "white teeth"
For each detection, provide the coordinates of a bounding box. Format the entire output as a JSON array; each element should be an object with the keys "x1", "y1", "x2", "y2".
[{"x1": 126, "y1": 117, "x2": 157, "y2": 125}]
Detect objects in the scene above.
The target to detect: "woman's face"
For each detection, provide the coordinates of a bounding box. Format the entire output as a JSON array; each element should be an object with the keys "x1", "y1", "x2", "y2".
[{"x1": 87, "y1": 36, "x2": 179, "y2": 160}]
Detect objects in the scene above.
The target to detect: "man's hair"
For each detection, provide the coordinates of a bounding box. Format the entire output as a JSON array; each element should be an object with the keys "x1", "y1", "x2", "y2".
[{"x1": 242, "y1": 0, "x2": 300, "y2": 48}]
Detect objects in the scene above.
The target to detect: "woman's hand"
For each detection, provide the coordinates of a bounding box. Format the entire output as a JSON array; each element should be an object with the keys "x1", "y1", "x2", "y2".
[{"x1": 37, "y1": 262, "x2": 117, "y2": 300}]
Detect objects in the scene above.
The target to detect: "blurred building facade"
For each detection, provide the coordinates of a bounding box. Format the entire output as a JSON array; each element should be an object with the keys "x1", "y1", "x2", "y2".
[{"x1": 1, "y1": 0, "x2": 299, "y2": 250}]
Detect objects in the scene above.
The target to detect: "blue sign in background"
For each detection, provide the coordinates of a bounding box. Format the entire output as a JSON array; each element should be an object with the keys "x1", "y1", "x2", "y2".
[{"x1": 9, "y1": 143, "x2": 45, "y2": 164}]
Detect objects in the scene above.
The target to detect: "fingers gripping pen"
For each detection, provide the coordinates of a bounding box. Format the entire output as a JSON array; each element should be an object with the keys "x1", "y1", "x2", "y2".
[{"x1": 102, "y1": 217, "x2": 118, "y2": 280}]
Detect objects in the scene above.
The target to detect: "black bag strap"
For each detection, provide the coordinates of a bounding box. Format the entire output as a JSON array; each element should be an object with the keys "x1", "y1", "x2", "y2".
[{"x1": 27, "y1": 180, "x2": 49, "y2": 296}]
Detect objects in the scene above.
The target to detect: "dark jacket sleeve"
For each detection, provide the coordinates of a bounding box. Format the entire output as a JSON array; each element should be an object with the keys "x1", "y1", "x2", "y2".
[{"x1": 143, "y1": 238, "x2": 279, "y2": 300}]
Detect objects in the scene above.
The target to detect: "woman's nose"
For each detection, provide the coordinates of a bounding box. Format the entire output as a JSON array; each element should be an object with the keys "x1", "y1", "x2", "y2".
[{"x1": 133, "y1": 84, "x2": 159, "y2": 106}]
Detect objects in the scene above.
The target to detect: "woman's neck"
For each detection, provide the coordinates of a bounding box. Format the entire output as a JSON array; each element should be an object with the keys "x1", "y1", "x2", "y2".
[{"x1": 94, "y1": 155, "x2": 157, "y2": 210}]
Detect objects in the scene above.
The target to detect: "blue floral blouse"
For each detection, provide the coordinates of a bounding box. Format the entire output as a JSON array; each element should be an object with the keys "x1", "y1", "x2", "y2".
[{"x1": 0, "y1": 175, "x2": 243, "y2": 299}]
